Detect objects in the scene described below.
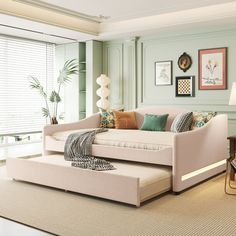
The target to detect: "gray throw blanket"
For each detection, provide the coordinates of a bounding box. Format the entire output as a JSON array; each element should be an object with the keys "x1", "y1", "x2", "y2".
[{"x1": 64, "y1": 128, "x2": 116, "y2": 171}]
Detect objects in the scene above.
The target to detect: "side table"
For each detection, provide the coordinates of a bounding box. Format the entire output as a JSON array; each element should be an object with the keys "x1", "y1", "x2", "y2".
[{"x1": 224, "y1": 136, "x2": 236, "y2": 195}]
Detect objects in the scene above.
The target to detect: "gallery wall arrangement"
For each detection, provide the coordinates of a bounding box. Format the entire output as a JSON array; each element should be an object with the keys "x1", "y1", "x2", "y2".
[{"x1": 155, "y1": 47, "x2": 227, "y2": 98}]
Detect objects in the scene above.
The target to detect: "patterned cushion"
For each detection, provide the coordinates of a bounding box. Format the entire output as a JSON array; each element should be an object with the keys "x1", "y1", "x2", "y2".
[
  {"x1": 191, "y1": 112, "x2": 217, "y2": 130},
  {"x1": 171, "y1": 112, "x2": 193, "y2": 133},
  {"x1": 100, "y1": 108, "x2": 124, "y2": 128},
  {"x1": 100, "y1": 111, "x2": 116, "y2": 128}
]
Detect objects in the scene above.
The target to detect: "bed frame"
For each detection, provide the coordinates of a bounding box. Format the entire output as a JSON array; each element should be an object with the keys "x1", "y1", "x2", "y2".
[{"x1": 42, "y1": 106, "x2": 228, "y2": 192}]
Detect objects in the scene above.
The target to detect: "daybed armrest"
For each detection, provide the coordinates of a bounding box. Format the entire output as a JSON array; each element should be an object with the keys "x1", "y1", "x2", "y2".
[
  {"x1": 173, "y1": 114, "x2": 228, "y2": 192},
  {"x1": 43, "y1": 113, "x2": 100, "y2": 154},
  {"x1": 43, "y1": 113, "x2": 100, "y2": 136}
]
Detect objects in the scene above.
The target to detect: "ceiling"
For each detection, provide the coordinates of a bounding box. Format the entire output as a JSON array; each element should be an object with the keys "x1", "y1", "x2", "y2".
[
  {"x1": 42, "y1": 0, "x2": 236, "y2": 22},
  {"x1": 1, "y1": 0, "x2": 236, "y2": 43}
]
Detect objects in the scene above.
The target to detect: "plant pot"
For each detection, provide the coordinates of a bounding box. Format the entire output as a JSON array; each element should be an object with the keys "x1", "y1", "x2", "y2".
[{"x1": 51, "y1": 117, "x2": 58, "y2": 125}]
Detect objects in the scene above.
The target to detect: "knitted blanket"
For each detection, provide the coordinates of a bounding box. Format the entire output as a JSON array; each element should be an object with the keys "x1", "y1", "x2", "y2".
[{"x1": 64, "y1": 128, "x2": 115, "y2": 171}]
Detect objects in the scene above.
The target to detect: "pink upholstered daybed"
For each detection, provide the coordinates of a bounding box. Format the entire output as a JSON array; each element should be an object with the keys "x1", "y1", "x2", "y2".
[{"x1": 6, "y1": 106, "x2": 228, "y2": 206}]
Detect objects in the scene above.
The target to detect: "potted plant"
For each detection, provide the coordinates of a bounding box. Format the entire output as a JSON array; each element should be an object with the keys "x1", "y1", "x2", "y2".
[{"x1": 29, "y1": 59, "x2": 79, "y2": 124}]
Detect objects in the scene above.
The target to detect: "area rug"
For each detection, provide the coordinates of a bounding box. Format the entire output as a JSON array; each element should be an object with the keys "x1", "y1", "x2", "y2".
[{"x1": 0, "y1": 166, "x2": 235, "y2": 236}]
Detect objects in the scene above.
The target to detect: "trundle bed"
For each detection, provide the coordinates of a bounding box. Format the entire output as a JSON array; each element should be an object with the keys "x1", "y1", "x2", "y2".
[{"x1": 6, "y1": 107, "x2": 228, "y2": 206}]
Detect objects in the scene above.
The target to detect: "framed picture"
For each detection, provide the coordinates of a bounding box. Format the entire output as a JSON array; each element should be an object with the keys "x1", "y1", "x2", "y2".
[
  {"x1": 199, "y1": 47, "x2": 227, "y2": 90},
  {"x1": 176, "y1": 76, "x2": 195, "y2": 97},
  {"x1": 155, "y1": 60, "x2": 172, "y2": 86},
  {"x1": 178, "y1": 52, "x2": 192, "y2": 72}
]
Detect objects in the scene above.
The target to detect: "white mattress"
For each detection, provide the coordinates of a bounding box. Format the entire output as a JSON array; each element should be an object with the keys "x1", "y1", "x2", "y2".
[{"x1": 52, "y1": 129, "x2": 174, "y2": 151}]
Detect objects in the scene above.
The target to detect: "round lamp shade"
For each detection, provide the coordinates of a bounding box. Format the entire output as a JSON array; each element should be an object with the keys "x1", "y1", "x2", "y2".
[
  {"x1": 96, "y1": 99, "x2": 110, "y2": 110},
  {"x1": 96, "y1": 87, "x2": 110, "y2": 98},
  {"x1": 96, "y1": 74, "x2": 110, "y2": 86}
]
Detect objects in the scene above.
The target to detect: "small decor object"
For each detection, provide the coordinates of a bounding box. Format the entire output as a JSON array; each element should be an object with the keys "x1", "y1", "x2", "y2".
[
  {"x1": 199, "y1": 47, "x2": 227, "y2": 90},
  {"x1": 140, "y1": 114, "x2": 169, "y2": 132},
  {"x1": 176, "y1": 76, "x2": 195, "y2": 97},
  {"x1": 178, "y1": 52, "x2": 192, "y2": 72},
  {"x1": 29, "y1": 59, "x2": 79, "y2": 124},
  {"x1": 96, "y1": 74, "x2": 110, "y2": 111},
  {"x1": 155, "y1": 61, "x2": 172, "y2": 85},
  {"x1": 171, "y1": 112, "x2": 193, "y2": 133}
]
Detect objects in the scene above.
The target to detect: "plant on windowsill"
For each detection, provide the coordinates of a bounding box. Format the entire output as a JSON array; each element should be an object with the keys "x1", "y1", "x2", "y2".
[{"x1": 29, "y1": 59, "x2": 79, "y2": 124}]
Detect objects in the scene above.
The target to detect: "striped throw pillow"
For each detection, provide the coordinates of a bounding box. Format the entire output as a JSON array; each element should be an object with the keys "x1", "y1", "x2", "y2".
[{"x1": 171, "y1": 112, "x2": 193, "y2": 133}]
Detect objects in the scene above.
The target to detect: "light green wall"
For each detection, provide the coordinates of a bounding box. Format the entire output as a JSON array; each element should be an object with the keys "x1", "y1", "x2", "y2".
[{"x1": 103, "y1": 29, "x2": 236, "y2": 135}]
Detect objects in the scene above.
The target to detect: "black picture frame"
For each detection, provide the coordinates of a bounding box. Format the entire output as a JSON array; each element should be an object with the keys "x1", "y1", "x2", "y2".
[
  {"x1": 175, "y1": 76, "x2": 195, "y2": 97},
  {"x1": 178, "y1": 52, "x2": 192, "y2": 72}
]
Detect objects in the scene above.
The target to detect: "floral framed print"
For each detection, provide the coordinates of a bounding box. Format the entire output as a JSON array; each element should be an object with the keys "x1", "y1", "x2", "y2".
[
  {"x1": 199, "y1": 47, "x2": 227, "y2": 90},
  {"x1": 176, "y1": 76, "x2": 195, "y2": 97},
  {"x1": 155, "y1": 60, "x2": 172, "y2": 86}
]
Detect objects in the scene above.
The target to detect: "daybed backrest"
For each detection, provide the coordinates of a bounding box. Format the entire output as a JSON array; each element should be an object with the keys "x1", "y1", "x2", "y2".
[{"x1": 134, "y1": 106, "x2": 189, "y2": 131}]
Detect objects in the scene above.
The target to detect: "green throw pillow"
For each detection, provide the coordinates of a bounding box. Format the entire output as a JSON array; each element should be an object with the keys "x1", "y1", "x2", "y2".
[{"x1": 140, "y1": 114, "x2": 169, "y2": 131}]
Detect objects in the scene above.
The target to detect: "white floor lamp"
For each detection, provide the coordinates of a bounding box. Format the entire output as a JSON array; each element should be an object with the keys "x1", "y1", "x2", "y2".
[{"x1": 96, "y1": 74, "x2": 110, "y2": 111}]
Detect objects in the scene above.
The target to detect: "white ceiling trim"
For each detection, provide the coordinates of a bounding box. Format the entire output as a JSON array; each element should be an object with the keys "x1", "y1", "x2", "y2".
[
  {"x1": 0, "y1": 0, "x2": 99, "y2": 36},
  {"x1": 12, "y1": 0, "x2": 108, "y2": 23},
  {"x1": 99, "y1": 2, "x2": 236, "y2": 38}
]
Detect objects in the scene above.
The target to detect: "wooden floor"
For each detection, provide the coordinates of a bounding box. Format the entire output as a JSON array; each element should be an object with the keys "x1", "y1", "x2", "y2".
[{"x1": 0, "y1": 217, "x2": 52, "y2": 236}]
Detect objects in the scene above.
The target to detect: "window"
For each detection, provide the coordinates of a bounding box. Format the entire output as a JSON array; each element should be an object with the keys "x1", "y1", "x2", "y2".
[{"x1": 0, "y1": 35, "x2": 54, "y2": 145}]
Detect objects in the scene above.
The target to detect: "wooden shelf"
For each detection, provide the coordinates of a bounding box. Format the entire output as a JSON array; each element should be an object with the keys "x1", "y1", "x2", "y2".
[
  {"x1": 79, "y1": 111, "x2": 86, "y2": 114},
  {"x1": 79, "y1": 61, "x2": 86, "y2": 64},
  {"x1": 79, "y1": 70, "x2": 86, "y2": 73},
  {"x1": 79, "y1": 90, "x2": 86, "y2": 93}
]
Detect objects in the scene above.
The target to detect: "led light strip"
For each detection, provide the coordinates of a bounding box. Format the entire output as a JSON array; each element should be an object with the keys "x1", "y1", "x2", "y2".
[
  {"x1": 12, "y1": 0, "x2": 109, "y2": 23},
  {"x1": 181, "y1": 160, "x2": 226, "y2": 181}
]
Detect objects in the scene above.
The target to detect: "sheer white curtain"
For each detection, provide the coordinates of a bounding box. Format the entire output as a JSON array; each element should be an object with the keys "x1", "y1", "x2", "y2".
[{"x1": 0, "y1": 36, "x2": 54, "y2": 135}]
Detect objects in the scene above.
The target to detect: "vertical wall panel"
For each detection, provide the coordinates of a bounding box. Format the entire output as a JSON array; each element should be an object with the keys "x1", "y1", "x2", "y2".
[
  {"x1": 103, "y1": 42, "x2": 124, "y2": 109},
  {"x1": 103, "y1": 40, "x2": 137, "y2": 110}
]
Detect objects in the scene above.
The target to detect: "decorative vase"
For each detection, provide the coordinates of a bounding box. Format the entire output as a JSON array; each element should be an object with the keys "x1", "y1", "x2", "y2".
[{"x1": 51, "y1": 117, "x2": 58, "y2": 125}]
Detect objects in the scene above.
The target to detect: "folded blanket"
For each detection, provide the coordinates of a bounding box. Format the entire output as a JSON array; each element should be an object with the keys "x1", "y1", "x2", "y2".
[{"x1": 64, "y1": 128, "x2": 115, "y2": 171}]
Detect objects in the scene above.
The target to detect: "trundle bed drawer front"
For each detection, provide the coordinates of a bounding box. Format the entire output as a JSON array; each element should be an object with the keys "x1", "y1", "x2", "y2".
[{"x1": 6, "y1": 157, "x2": 140, "y2": 206}]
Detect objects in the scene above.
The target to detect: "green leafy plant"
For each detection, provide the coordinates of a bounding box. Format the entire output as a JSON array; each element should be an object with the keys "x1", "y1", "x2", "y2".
[{"x1": 29, "y1": 59, "x2": 79, "y2": 124}]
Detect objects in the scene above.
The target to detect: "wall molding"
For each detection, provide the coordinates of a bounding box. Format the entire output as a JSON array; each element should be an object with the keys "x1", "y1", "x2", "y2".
[{"x1": 138, "y1": 28, "x2": 236, "y2": 45}]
